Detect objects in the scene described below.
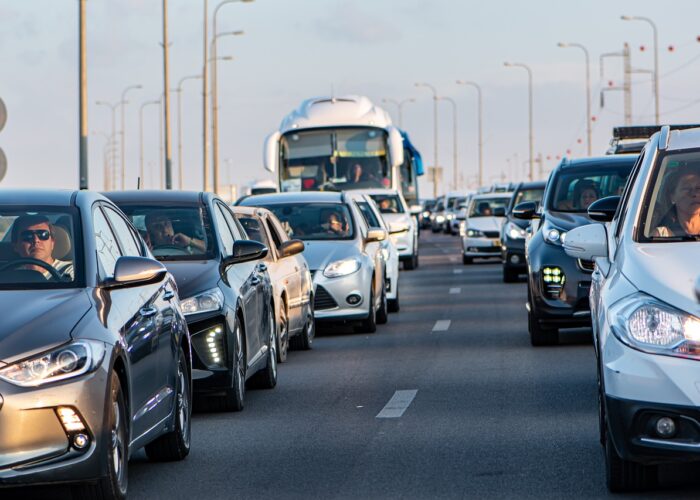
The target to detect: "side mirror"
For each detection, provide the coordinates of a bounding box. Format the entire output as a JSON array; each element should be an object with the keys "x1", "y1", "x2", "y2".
[
  {"x1": 365, "y1": 228, "x2": 387, "y2": 243},
  {"x1": 588, "y1": 196, "x2": 620, "y2": 222},
  {"x1": 104, "y1": 256, "x2": 167, "y2": 288},
  {"x1": 409, "y1": 204, "x2": 422, "y2": 215},
  {"x1": 221, "y1": 240, "x2": 268, "y2": 273},
  {"x1": 263, "y1": 131, "x2": 281, "y2": 173},
  {"x1": 512, "y1": 201, "x2": 539, "y2": 220},
  {"x1": 389, "y1": 223, "x2": 409, "y2": 235},
  {"x1": 563, "y1": 223, "x2": 608, "y2": 261},
  {"x1": 493, "y1": 207, "x2": 506, "y2": 217},
  {"x1": 388, "y1": 127, "x2": 405, "y2": 169},
  {"x1": 279, "y1": 239, "x2": 304, "y2": 258}
]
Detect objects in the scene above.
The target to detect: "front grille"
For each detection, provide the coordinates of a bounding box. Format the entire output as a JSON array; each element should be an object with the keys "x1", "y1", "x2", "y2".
[
  {"x1": 314, "y1": 285, "x2": 338, "y2": 310},
  {"x1": 483, "y1": 231, "x2": 500, "y2": 238},
  {"x1": 578, "y1": 259, "x2": 595, "y2": 273}
]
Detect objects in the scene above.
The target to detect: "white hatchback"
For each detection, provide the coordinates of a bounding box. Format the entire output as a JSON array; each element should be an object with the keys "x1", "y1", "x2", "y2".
[
  {"x1": 459, "y1": 192, "x2": 512, "y2": 264},
  {"x1": 564, "y1": 125, "x2": 700, "y2": 492}
]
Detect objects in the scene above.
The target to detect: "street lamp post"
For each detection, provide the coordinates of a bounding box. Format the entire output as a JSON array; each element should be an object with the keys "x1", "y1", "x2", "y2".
[
  {"x1": 139, "y1": 99, "x2": 161, "y2": 188},
  {"x1": 381, "y1": 98, "x2": 415, "y2": 128},
  {"x1": 92, "y1": 130, "x2": 113, "y2": 191},
  {"x1": 162, "y1": 0, "x2": 174, "y2": 189},
  {"x1": 558, "y1": 42, "x2": 591, "y2": 156},
  {"x1": 504, "y1": 62, "x2": 534, "y2": 181},
  {"x1": 120, "y1": 84, "x2": 142, "y2": 190},
  {"x1": 438, "y1": 96, "x2": 458, "y2": 191},
  {"x1": 621, "y1": 15, "x2": 660, "y2": 124},
  {"x1": 78, "y1": 0, "x2": 88, "y2": 189},
  {"x1": 415, "y1": 83, "x2": 439, "y2": 193},
  {"x1": 202, "y1": 0, "x2": 210, "y2": 192},
  {"x1": 174, "y1": 75, "x2": 203, "y2": 189},
  {"x1": 95, "y1": 100, "x2": 120, "y2": 190},
  {"x1": 456, "y1": 80, "x2": 483, "y2": 187}
]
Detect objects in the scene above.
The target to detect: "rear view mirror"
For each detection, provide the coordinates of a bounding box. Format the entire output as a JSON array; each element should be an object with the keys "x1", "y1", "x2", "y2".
[
  {"x1": 563, "y1": 223, "x2": 608, "y2": 261},
  {"x1": 409, "y1": 204, "x2": 422, "y2": 215},
  {"x1": 365, "y1": 228, "x2": 387, "y2": 243},
  {"x1": 512, "y1": 201, "x2": 539, "y2": 220},
  {"x1": 494, "y1": 207, "x2": 506, "y2": 217},
  {"x1": 263, "y1": 131, "x2": 281, "y2": 173},
  {"x1": 388, "y1": 127, "x2": 405, "y2": 169},
  {"x1": 105, "y1": 256, "x2": 167, "y2": 288},
  {"x1": 588, "y1": 196, "x2": 620, "y2": 222},
  {"x1": 221, "y1": 240, "x2": 268, "y2": 274},
  {"x1": 279, "y1": 239, "x2": 304, "y2": 258}
]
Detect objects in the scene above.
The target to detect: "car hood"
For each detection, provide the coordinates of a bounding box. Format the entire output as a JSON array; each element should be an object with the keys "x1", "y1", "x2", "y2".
[
  {"x1": 547, "y1": 211, "x2": 591, "y2": 232},
  {"x1": 161, "y1": 259, "x2": 220, "y2": 300},
  {"x1": 623, "y1": 243, "x2": 700, "y2": 316},
  {"x1": 301, "y1": 240, "x2": 361, "y2": 272},
  {"x1": 382, "y1": 212, "x2": 412, "y2": 228},
  {"x1": 0, "y1": 289, "x2": 92, "y2": 364},
  {"x1": 465, "y1": 216, "x2": 505, "y2": 232}
]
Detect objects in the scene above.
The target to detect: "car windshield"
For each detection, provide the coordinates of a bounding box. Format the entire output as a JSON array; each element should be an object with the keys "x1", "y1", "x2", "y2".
[
  {"x1": 639, "y1": 148, "x2": 700, "y2": 241},
  {"x1": 115, "y1": 205, "x2": 216, "y2": 260},
  {"x1": 548, "y1": 165, "x2": 632, "y2": 213},
  {"x1": 261, "y1": 203, "x2": 355, "y2": 241},
  {"x1": 369, "y1": 194, "x2": 404, "y2": 214},
  {"x1": 0, "y1": 207, "x2": 82, "y2": 289},
  {"x1": 511, "y1": 188, "x2": 544, "y2": 212},
  {"x1": 469, "y1": 197, "x2": 509, "y2": 217}
]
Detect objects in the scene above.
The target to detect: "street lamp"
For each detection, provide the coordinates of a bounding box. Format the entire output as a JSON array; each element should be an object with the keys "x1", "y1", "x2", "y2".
[
  {"x1": 621, "y1": 15, "x2": 660, "y2": 124},
  {"x1": 139, "y1": 99, "x2": 161, "y2": 188},
  {"x1": 456, "y1": 80, "x2": 483, "y2": 187},
  {"x1": 557, "y1": 43, "x2": 591, "y2": 156},
  {"x1": 211, "y1": 28, "x2": 244, "y2": 195},
  {"x1": 438, "y1": 97, "x2": 458, "y2": 191},
  {"x1": 174, "y1": 74, "x2": 203, "y2": 190},
  {"x1": 504, "y1": 62, "x2": 534, "y2": 181},
  {"x1": 78, "y1": 0, "x2": 88, "y2": 189},
  {"x1": 95, "y1": 100, "x2": 121, "y2": 190},
  {"x1": 120, "y1": 84, "x2": 142, "y2": 190},
  {"x1": 415, "y1": 82, "x2": 439, "y2": 195},
  {"x1": 381, "y1": 98, "x2": 415, "y2": 128}
]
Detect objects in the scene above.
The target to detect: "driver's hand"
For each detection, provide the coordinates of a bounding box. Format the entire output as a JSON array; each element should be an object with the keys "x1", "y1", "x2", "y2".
[{"x1": 172, "y1": 233, "x2": 192, "y2": 248}]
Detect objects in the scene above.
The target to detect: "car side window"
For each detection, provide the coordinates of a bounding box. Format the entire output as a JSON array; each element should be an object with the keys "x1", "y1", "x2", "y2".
[
  {"x1": 220, "y1": 204, "x2": 245, "y2": 241},
  {"x1": 103, "y1": 207, "x2": 142, "y2": 257},
  {"x1": 93, "y1": 207, "x2": 123, "y2": 277},
  {"x1": 265, "y1": 218, "x2": 283, "y2": 249},
  {"x1": 614, "y1": 151, "x2": 645, "y2": 240},
  {"x1": 213, "y1": 204, "x2": 235, "y2": 256}
]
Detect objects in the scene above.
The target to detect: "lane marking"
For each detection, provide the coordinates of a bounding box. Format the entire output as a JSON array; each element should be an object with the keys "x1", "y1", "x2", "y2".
[
  {"x1": 453, "y1": 269, "x2": 463, "y2": 274},
  {"x1": 376, "y1": 390, "x2": 418, "y2": 418},
  {"x1": 449, "y1": 256, "x2": 458, "y2": 262},
  {"x1": 449, "y1": 287, "x2": 461, "y2": 294},
  {"x1": 432, "y1": 319, "x2": 451, "y2": 331}
]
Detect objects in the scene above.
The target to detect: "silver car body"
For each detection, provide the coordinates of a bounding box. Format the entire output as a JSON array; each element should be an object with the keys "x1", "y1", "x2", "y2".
[{"x1": 460, "y1": 192, "x2": 512, "y2": 258}]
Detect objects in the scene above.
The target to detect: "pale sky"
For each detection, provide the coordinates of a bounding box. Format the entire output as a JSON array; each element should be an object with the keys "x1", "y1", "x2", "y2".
[{"x1": 2, "y1": 0, "x2": 700, "y2": 199}]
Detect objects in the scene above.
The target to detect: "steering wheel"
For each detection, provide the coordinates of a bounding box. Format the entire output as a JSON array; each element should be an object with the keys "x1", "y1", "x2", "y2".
[
  {"x1": 0, "y1": 258, "x2": 63, "y2": 281},
  {"x1": 151, "y1": 244, "x2": 190, "y2": 257}
]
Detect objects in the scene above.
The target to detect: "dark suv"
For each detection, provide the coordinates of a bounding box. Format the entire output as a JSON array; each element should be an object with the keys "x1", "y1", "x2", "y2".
[
  {"x1": 501, "y1": 181, "x2": 545, "y2": 282},
  {"x1": 515, "y1": 156, "x2": 636, "y2": 346}
]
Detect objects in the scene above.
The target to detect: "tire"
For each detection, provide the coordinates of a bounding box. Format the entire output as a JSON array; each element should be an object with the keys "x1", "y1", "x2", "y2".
[
  {"x1": 145, "y1": 346, "x2": 191, "y2": 461},
  {"x1": 413, "y1": 253, "x2": 419, "y2": 269},
  {"x1": 276, "y1": 303, "x2": 289, "y2": 363},
  {"x1": 388, "y1": 287, "x2": 400, "y2": 313},
  {"x1": 528, "y1": 292, "x2": 558, "y2": 346},
  {"x1": 503, "y1": 265, "x2": 519, "y2": 283},
  {"x1": 358, "y1": 287, "x2": 377, "y2": 333},
  {"x1": 73, "y1": 371, "x2": 128, "y2": 499},
  {"x1": 376, "y1": 284, "x2": 388, "y2": 325},
  {"x1": 604, "y1": 421, "x2": 658, "y2": 492},
  {"x1": 462, "y1": 255, "x2": 472, "y2": 265},
  {"x1": 252, "y1": 308, "x2": 278, "y2": 389},
  {"x1": 404, "y1": 255, "x2": 416, "y2": 270},
  {"x1": 291, "y1": 305, "x2": 315, "y2": 350}
]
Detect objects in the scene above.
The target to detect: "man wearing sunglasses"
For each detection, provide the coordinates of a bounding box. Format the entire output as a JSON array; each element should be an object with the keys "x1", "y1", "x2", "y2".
[{"x1": 11, "y1": 215, "x2": 74, "y2": 280}]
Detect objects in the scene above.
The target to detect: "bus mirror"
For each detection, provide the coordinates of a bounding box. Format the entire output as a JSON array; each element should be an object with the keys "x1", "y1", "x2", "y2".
[
  {"x1": 388, "y1": 127, "x2": 404, "y2": 169},
  {"x1": 263, "y1": 131, "x2": 281, "y2": 173}
]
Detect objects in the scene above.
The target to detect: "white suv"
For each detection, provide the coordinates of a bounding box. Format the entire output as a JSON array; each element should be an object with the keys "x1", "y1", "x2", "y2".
[{"x1": 564, "y1": 125, "x2": 700, "y2": 492}]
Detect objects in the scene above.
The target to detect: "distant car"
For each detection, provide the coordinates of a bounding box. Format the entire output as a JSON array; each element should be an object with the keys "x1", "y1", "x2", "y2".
[
  {"x1": 565, "y1": 126, "x2": 700, "y2": 492},
  {"x1": 500, "y1": 181, "x2": 545, "y2": 282},
  {"x1": 240, "y1": 192, "x2": 388, "y2": 333},
  {"x1": 441, "y1": 191, "x2": 464, "y2": 235},
  {"x1": 459, "y1": 192, "x2": 512, "y2": 264},
  {"x1": 107, "y1": 191, "x2": 276, "y2": 412},
  {"x1": 515, "y1": 155, "x2": 636, "y2": 346},
  {"x1": 0, "y1": 190, "x2": 191, "y2": 496},
  {"x1": 430, "y1": 196, "x2": 446, "y2": 233},
  {"x1": 418, "y1": 199, "x2": 436, "y2": 229},
  {"x1": 232, "y1": 206, "x2": 315, "y2": 361},
  {"x1": 449, "y1": 194, "x2": 473, "y2": 235}
]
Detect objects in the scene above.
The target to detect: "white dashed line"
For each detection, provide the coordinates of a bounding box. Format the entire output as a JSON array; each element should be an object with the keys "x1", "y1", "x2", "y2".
[
  {"x1": 376, "y1": 390, "x2": 418, "y2": 418},
  {"x1": 432, "y1": 320, "x2": 451, "y2": 332},
  {"x1": 449, "y1": 257, "x2": 458, "y2": 262},
  {"x1": 449, "y1": 287, "x2": 461, "y2": 294},
  {"x1": 453, "y1": 269, "x2": 463, "y2": 274}
]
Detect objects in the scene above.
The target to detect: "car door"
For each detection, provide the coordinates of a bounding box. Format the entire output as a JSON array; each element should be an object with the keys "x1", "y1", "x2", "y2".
[
  {"x1": 353, "y1": 203, "x2": 382, "y2": 300},
  {"x1": 93, "y1": 204, "x2": 164, "y2": 439}
]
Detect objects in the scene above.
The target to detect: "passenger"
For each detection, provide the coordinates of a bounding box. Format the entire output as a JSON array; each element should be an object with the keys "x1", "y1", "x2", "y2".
[
  {"x1": 653, "y1": 166, "x2": 700, "y2": 237},
  {"x1": 11, "y1": 214, "x2": 74, "y2": 279},
  {"x1": 573, "y1": 179, "x2": 599, "y2": 210},
  {"x1": 324, "y1": 211, "x2": 348, "y2": 236},
  {"x1": 478, "y1": 202, "x2": 492, "y2": 216},
  {"x1": 145, "y1": 212, "x2": 205, "y2": 252},
  {"x1": 349, "y1": 163, "x2": 364, "y2": 183},
  {"x1": 379, "y1": 198, "x2": 396, "y2": 213}
]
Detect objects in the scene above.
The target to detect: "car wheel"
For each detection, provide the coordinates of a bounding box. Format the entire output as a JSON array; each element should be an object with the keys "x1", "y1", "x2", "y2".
[
  {"x1": 292, "y1": 305, "x2": 315, "y2": 350},
  {"x1": 413, "y1": 253, "x2": 419, "y2": 269},
  {"x1": 358, "y1": 287, "x2": 377, "y2": 333},
  {"x1": 528, "y1": 290, "x2": 558, "y2": 346},
  {"x1": 404, "y1": 255, "x2": 416, "y2": 270},
  {"x1": 503, "y1": 265, "x2": 519, "y2": 283},
  {"x1": 145, "y1": 346, "x2": 191, "y2": 461},
  {"x1": 388, "y1": 287, "x2": 400, "y2": 313},
  {"x1": 376, "y1": 283, "x2": 388, "y2": 324},
  {"x1": 462, "y1": 255, "x2": 472, "y2": 265},
  {"x1": 74, "y1": 371, "x2": 128, "y2": 499},
  {"x1": 253, "y1": 308, "x2": 278, "y2": 389},
  {"x1": 277, "y1": 304, "x2": 289, "y2": 363},
  {"x1": 604, "y1": 418, "x2": 658, "y2": 492}
]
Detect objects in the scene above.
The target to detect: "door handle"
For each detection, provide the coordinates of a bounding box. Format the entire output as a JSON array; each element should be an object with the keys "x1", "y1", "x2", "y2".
[
  {"x1": 163, "y1": 290, "x2": 175, "y2": 301},
  {"x1": 140, "y1": 306, "x2": 158, "y2": 318},
  {"x1": 257, "y1": 263, "x2": 267, "y2": 272}
]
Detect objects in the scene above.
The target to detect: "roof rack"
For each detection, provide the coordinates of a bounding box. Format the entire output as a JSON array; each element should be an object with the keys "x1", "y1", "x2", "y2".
[{"x1": 612, "y1": 124, "x2": 700, "y2": 140}]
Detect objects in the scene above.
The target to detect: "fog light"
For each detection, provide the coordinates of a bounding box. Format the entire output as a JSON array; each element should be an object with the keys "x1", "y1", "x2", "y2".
[
  {"x1": 542, "y1": 267, "x2": 565, "y2": 298},
  {"x1": 56, "y1": 407, "x2": 86, "y2": 432},
  {"x1": 73, "y1": 433, "x2": 90, "y2": 449},
  {"x1": 346, "y1": 293, "x2": 362, "y2": 305},
  {"x1": 655, "y1": 417, "x2": 677, "y2": 438}
]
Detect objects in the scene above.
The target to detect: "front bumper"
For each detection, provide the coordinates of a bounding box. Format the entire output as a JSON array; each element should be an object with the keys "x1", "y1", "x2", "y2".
[
  {"x1": 0, "y1": 354, "x2": 111, "y2": 486},
  {"x1": 312, "y1": 270, "x2": 371, "y2": 322},
  {"x1": 502, "y1": 236, "x2": 526, "y2": 270},
  {"x1": 186, "y1": 312, "x2": 232, "y2": 395},
  {"x1": 461, "y1": 236, "x2": 502, "y2": 257}
]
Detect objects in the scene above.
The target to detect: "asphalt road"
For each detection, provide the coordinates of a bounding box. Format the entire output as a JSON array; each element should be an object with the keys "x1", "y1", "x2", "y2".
[{"x1": 12, "y1": 232, "x2": 700, "y2": 499}]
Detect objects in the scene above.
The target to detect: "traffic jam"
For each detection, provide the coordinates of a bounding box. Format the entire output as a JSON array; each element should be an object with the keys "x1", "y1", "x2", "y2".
[{"x1": 4, "y1": 2, "x2": 700, "y2": 498}]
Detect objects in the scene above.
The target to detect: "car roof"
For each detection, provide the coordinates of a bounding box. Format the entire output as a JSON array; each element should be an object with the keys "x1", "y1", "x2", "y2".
[
  {"x1": 515, "y1": 181, "x2": 546, "y2": 190},
  {"x1": 104, "y1": 190, "x2": 206, "y2": 205},
  {"x1": 239, "y1": 191, "x2": 344, "y2": 205},
  {"x1": 472, "y1": 192, "x2": 513, "y2": 200},
  {"x1": 0, "y1": 189, "x2": 78, "y2": 206},
  {"x1": 667, "y1": 126, "x2": 700, "y2": 151},
  {"x1": 559, "y1": 155, "x2": 637, "y2": 170},
  {"x1": 348, "y1": 188, "x2": 400, "y2": 197}
]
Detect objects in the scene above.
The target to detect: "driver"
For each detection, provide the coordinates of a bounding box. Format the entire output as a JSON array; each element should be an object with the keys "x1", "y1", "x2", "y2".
[
  {"x1": 145, "y1": 212, "x2": 205, "y2": 253},
  {"x1": 11, "y1": 215, "x2": 74, "y2": 280}
]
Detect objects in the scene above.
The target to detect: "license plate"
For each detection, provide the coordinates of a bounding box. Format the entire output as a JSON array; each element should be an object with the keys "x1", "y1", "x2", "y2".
[{"x1": 492, "y1": 239, "x2": 501, "y2": 247}]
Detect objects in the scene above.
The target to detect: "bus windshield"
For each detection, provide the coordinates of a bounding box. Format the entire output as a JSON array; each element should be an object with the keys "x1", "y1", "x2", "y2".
[
  {"x1": 280, "y1": 128, "x2": 391, "y2": 192},
  {"x1": 400, "y1": 153, "x2": 419, "y2": 205}
]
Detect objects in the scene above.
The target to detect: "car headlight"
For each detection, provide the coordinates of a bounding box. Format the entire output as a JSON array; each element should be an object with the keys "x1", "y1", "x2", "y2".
[
  {"x1": 0, "y1": 340, "x2": 106, "y2": 387},
  {"x1": 542, "y1": 223, "x2": 566, "y2": 245},
  {"x1": 323, "y1": 257, "x2": 361, "y2": 278},
  {"x1": 422, "y1": 211, "x2": 430, "y2": 218},
  {"x1": 436, "y1": 215, "x2": 445, "y2": 223},
  {"x1": 466, "y1": 228, "x2": 485, "y2": 238},
  {"x1": 181, "y1": 287, "x2": 224, "y2": 316},
  {"x1": 609, "y1": 293, "x2": 700, "y2": 358},
  {"x1": 505, "y1": 222, "x2": 527, "y2": 240},
  {"x1": 446, "y1": 213, "x2": 454, "y2": 221}
]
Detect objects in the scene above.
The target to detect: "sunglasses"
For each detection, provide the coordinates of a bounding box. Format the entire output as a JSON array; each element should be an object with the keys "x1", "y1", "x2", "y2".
[{"x1": 20, "y1": 229, "x2": 52, "y2": 242}]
